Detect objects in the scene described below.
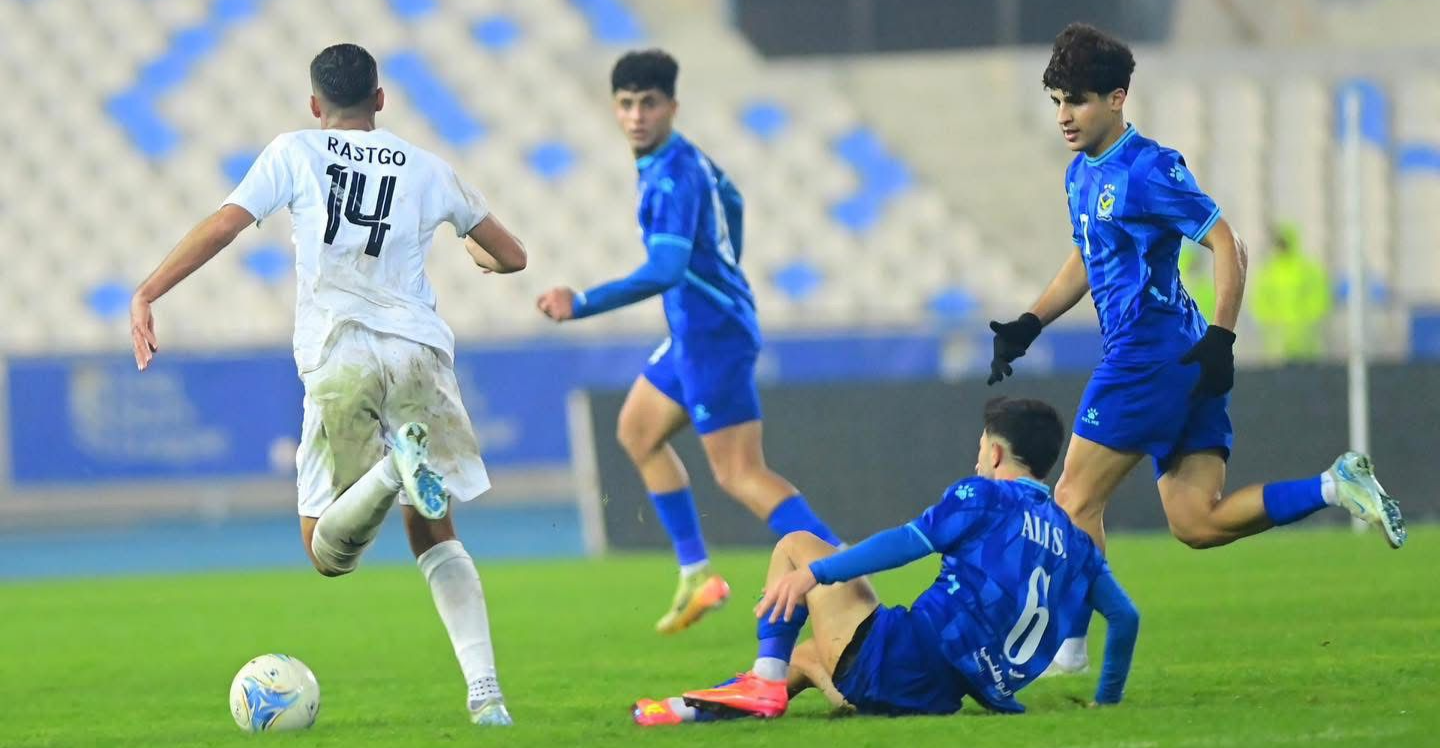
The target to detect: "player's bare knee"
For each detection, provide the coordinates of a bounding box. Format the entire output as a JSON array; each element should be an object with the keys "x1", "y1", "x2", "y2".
[
  {"x1": 776, "y1": 530, "x2": 829, "y2": 562},
  {"x1": 712, "y1": 463, "x2": 745, "y2": 496},
  {"x1": 616, "y1": 420, "x2": 660, "y2": 462},
  {"x1": 1056, "y1": 484, "x2": 1102, "y2": 519}
]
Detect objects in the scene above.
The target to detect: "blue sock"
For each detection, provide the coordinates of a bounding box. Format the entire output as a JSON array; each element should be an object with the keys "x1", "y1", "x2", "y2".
[
  {"x1": 756, "y1": 605, "x2": 809, "y2": 664},
  {"x1": 649, "y1": 488, "x2": 708, "y2": 566},
  {"x1": 1262, "y1": 476, "x2": 1327, "y2": 526},
  {"x1": 766, "y1": 495, "x2": 841, "y2": 546}
]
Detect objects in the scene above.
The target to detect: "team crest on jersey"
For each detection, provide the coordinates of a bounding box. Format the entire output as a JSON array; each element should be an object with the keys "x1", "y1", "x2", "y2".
[{"x1": 1096, "y1": 183, "x2": 1117, "y2": 221}]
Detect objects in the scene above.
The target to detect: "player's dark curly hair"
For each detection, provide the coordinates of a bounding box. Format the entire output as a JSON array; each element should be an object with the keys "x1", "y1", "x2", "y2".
[
  {"x1": 311, "y1": 43, "x2": 378, "y2": 109},
  {"x1": 611, "y1": 49, "x2": 678, "y2": 98},
  {"x1": 983, "y1": 397, "x2": 1065, "y2": 480},
  {"x1": 1041, "y1": 23, "x2": 1135, "y2": 97}
]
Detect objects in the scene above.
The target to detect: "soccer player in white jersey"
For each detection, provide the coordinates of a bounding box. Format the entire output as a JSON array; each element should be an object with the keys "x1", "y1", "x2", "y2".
[{"x1": 127, "y1": 44, "x2": 527, "y2": 727}]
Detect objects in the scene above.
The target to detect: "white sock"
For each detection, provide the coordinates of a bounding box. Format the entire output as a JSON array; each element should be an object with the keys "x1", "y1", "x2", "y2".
[
  {"x1": 753, "y1": 656, "x2": 788, "y2": 681},
  {"x1": 679, "y1": 560, "x2": 710, "y2": 578},
  {"x1": 665, "y1": 697, "x2": 698, "y2": 722},
  {"x1": 418, "y1": 539, "x2": 499, "y2": 688},
  {"x1": 311, "y1": 457, "x2": 402, "y2": 574},
  {"x1": 1057, "y1": 636, "x2": 1088, "y2": 664},
  {"x1": 1320, "y1": 471, "x2": 1338, "y2": 505}
]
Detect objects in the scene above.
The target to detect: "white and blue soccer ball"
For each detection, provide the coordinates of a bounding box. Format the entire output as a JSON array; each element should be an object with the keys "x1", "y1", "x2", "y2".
[{"x1": 229, "y1": 654, "x2": 321, "y2": 733}]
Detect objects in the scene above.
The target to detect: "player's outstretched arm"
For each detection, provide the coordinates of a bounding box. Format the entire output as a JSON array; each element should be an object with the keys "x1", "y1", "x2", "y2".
[
  {"x1": 756, "y1": 525, "x2": 932, "y2": 624},
  {"x1": 1088, "y1": 569, "x2": 1140, "y2": 706},
  {"x1": 130, "y1": 204, "x2": 255, "y2": 370},
  {"x1": 464, "y1": 214, "x2": 527, "y2": 274},
  {"x1": 1197, "y1": 217, "x2": 1247, "y2": 332},
  {"x1": 536, "y1": 239, "x2": 690, "y2": 323},
  {"x1": 987, "y1": 247, "x2": 1089, "y2": 385},
  {"x1": 1179, "y1": 218, "x2": 1248, "y2": 396},
  {"x1": 1030, "y1": 246, "x2": 1091, "y2": 325}
]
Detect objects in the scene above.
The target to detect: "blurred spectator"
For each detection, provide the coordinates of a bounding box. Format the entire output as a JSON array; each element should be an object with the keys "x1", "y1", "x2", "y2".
[
  {"x1": 1250, "y1": 222, "x2": 1332, "y2": 362},
  {"x1": 1180, "y1": 243, "x2": 1217, "y2": 321}
]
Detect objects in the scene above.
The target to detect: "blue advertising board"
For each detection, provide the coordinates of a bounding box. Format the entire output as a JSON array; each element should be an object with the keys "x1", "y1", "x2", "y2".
[{"x1": 5, "y1": 328, "x2": 1100, "y2": 485}]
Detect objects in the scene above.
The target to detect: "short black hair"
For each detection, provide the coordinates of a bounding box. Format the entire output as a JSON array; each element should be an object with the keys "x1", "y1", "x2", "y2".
[
  {"x1": 1042, "y1": 23, "x2": 1135, "y2": 97},
  {"x1": 983, "y1": 397, "x2": 1065, "y2": 480},
  {"x1": 310, "y1": 43, "x2": 378, "y2": 109},
  {"x1": 611, "y1": 49, "x2": 678, "y2": 98}
]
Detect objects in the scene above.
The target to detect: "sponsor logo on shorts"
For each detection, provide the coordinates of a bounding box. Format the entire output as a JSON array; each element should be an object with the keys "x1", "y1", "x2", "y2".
[
  {"x1": 973, "y1": 647, "x2": 1015, "y2": 699},
  {"x1": 693, "y1": 404, "x2": 711, "y2": 422},
  {"x1": 1082, "y1": 407, "x2": 1100, "y2": 427}
]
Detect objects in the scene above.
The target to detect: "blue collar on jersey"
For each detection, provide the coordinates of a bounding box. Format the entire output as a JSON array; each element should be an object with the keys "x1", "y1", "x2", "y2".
[
  {"x1": 635, "y1": 132, "x2": 679, "y2": 171},
  {"x1": 1084, "y1": 123, "x2": 1138, "y2": 166},
  {"x1": 1016, "y1": 476, "x2": 1053, "y2": 497}
]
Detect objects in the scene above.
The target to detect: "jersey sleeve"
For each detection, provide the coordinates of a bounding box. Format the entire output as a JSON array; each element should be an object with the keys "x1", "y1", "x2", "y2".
[
  {"x1": 439, "y1": 164, "x2": 490, "y2": 237},
  {"x1": 1087, "y1": 563, "x2": 1140, "y2": 704},
  {"x1": 907, "y1": 477, "x2": 997, "y2": 554},
  {"x1": 641, "y1": 166, "x2": 703, "y2": 252},
  {"x1": 221, "y1": 135, "x2": 294, "y2": 223},
  {"x1": 1140, "y1": 151, "x2": 1222, "y2": 243}
]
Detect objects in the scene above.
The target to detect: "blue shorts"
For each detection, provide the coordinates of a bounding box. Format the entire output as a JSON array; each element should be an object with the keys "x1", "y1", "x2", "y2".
[
  {"x1": 832, "y1": 605, "x2": 967, "y2": 716},
  {"x1": 642, "y1": 335, "x2": 761, "y2": 435},
  {"x1": 1074, "y1": 356, "x2": 1234, "y2": 479}
]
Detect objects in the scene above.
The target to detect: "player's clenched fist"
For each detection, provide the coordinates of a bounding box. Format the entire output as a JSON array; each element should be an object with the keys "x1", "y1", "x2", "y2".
[{"x1": 536, "y1": 287, "x2": 577, "y2": 322}]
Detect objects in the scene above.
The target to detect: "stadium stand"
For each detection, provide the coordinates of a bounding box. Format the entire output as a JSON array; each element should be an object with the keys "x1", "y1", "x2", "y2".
[{"x1": 0, "y1": 0, "x2": 1433, "y2": 360}]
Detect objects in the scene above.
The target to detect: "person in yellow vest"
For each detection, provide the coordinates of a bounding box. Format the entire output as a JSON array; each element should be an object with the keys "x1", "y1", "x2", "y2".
[{"x1": 1250, "y1": 223, "x2": 1332, "y2": 362}]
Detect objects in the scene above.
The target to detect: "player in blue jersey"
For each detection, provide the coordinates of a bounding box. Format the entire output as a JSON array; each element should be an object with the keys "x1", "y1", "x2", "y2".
[
  {"x1": 986, "y1": 24, "x2": 1406, "y2": 673},
  {"x1": 630, "y1": 397, "x2": 1140, "y2": 724},
  {"x1": 536, "y1": 50, "x2": 841, "y2": 634}
]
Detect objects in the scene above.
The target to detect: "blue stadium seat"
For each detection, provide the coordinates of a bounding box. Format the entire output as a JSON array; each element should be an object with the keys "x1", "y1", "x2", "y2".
[
  {"x1": 527, "y1": 141, "x2": 577, "y2": 182},
  {"x1": 829, "y1": 193, "x2": 885, "y2": 233},
  {"x1": 222, "y1": 150, "x2": 260, "y2": 184},
  {"x1": 389, "y1": 0, "x2": 436, "y2": 20},
  {"x1": 1334, "y1": 78, "x2": 1389, "y2": 147},
  {"x1": 385, "y1": 51, "x2": 487, "y2": 147},
  {"x1": 832, "y1": 127, "x2": 887, "y2": 171},
  {"x1": 829, "y1": 127, "x2": 915, "y2": 232},
  {"x1": 86, "y1": 281, "x2": 131, "y2": 320},
  {"x1": 740, "y1": 100, "x2": 789, "y2": 142},
  {"x1": 109, "y1": 2, "x2": 259, "y2": 160},
  {"x1": 570, "y1": 0, "x2": 645, "y2": 43},
  {"x1": 1396, "y1": 143, "x2": 1440, "y2": 174},
  {"x1": 244, "y1": 245, "x2": 291, "y2": 284},
  {"x1": 106, "y1": 92, "x2": 179, "y2": 159},
  {"x1": 1335, "y1": 277, "x2": 1390, "y2": 304},
  {"x1": 1410, "y1": 307, "x2": 1440, "y2": 360},
  {"x1": 472, "y1": 15, "x2": 523, "y2": 52},
  {"x1": 771, "y1": 260, "x2": 823, "y2": 301},
  {"x1": 927, "y1": 287, "x2": 978, "y2": 322},
  {"x1": 211, "y1": 0, "x2": 260, "y2": 24}
]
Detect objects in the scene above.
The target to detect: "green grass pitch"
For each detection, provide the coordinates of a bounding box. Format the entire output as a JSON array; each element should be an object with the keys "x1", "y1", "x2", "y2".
[{"x1": 3, "y1": 527, "x2": 1436, "y2": 747}]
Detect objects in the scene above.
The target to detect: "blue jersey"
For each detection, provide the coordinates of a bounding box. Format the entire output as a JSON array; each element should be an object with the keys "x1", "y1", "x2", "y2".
[
  {"x1": 1066, "y1": 125, "x2": 1221, "y2": 361},
  {"x1": 636, "y1": 134, "x2": 761, "y2": 345},
  {"x1": 907, "y1": 476, "x2": 1108, "y2": 710}
]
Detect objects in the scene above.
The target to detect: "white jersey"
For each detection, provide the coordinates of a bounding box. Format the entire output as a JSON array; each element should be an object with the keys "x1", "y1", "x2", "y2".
[{"x1": 223, "y1": 128, "x2": 488, "y2": 373}]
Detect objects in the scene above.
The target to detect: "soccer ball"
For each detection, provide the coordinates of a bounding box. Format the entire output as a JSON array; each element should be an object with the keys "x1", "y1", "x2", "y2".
[{"x1": 229, "y1": 654, "x2": 321, "y2": 733}]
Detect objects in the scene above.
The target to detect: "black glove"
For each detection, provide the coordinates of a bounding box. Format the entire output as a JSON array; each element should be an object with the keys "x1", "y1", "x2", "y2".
[
  {"x1": 987, "y1": 313, "x2": 1043, "y2": 385},
  {"x1": 1179, "y1": 325, "x2": 1236, "y2": 397}
]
